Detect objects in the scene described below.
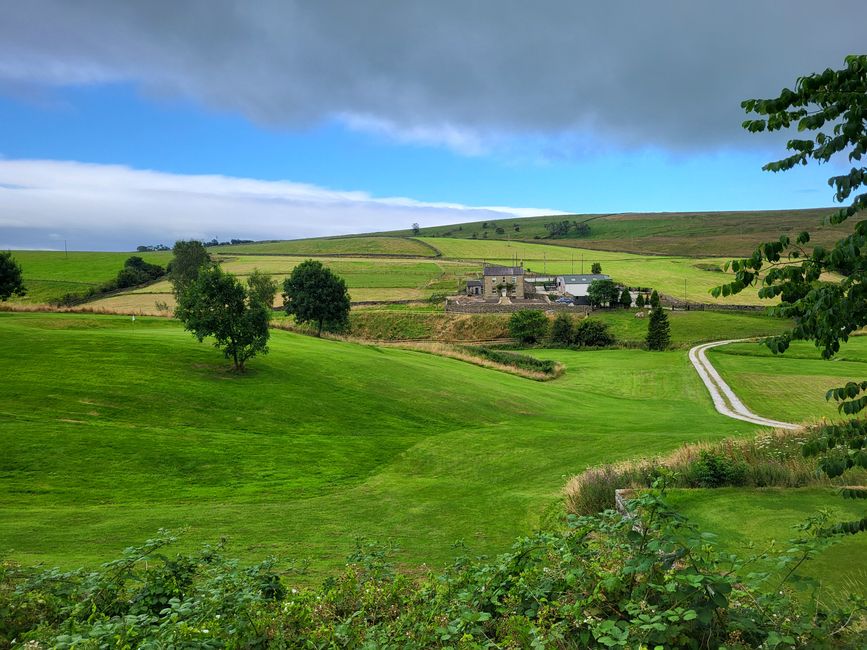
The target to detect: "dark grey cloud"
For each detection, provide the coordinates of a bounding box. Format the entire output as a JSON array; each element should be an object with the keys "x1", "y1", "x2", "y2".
[{"x1": 1, "y1": 1, "x2": 864, "y2": 154}]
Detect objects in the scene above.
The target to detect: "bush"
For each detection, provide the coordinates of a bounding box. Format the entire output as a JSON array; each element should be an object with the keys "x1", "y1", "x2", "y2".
[
  {"x1": 508, "y1": 309, "x2": 548, "y2": 343},
  {"x1": 689, "y1": 450, "x2": 748, "y2": 488},
  {"x1": 549, "y1": 312, "x2": 575, "y2": 344},
  {"x1": 462, "y1": 346, "x2": 557, "y2": 374},
  {"x1": 574, "y1": 318, "x2": 615, "y2": 347}
]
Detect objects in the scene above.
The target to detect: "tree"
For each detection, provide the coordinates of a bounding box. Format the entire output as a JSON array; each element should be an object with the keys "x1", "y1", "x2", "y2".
[
  {"x1": 649, "y1": 289, "x2": 660, "y2": 309},
  {"x1": 715, "y1": 55, "x2": 867, "y2": 534},
  {"x1": 0, "y1": 251, "x2": 26, "y2": 301},
  {"x1": 636, "y1": 293, "x2": 646, "y2": 308},
  {"x1": 283, "y1": 260, "x2": 350, "y2": 336},
  {"x1": 591, "y1": 262, "x2": 602, "y2": 274},
  {"x1": 587, "y1": 278, "x2": 619, "y2": 308},
  {"x1": 411, "y1": 223, "x2": 420, "y2": 235},
  {"x1": 619, "y1": 287, "x2": 632, "y2": 309},
  {"x1": 550, "y1": 313, "x2": 575, "y2": 345},
  {"x1": 646, "y1": 307, "x2": 670, "y2": 351},
  {"x1": 246, "y1": 269, "x2": 278, "y2": 308},
  {"x1": 175, "y1": 266, "x2": 270, "y2": 371},
  {"x1": 169, "y1": 240, "x2": 211, "y2": 297},
  {"x1": 508, "y1": 309, "x2": 548, "y2": 343},
  {"x1": 574, "y1": 318, "x2": 615, "y2": 347}
]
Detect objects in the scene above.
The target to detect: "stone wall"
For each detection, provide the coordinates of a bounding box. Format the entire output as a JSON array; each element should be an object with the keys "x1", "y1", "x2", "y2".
[{"x1": 446, "y1": 298, "x2": 590, "y2": 315}]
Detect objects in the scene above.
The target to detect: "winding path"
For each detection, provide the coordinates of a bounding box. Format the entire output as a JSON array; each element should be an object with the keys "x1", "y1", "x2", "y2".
[{"x1": 688, "y1": 339, "x2": 802, "y2": 430}]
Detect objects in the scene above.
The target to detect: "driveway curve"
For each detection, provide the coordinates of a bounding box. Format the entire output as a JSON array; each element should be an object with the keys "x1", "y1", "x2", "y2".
[{"x1": 688, "y1": 339, "x2": 802, "y2": 430}]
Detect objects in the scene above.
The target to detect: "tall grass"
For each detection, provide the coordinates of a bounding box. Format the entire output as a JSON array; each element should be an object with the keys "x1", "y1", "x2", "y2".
[{"x1": 563, "y1": 428, "x2": 855, "y2": 516}]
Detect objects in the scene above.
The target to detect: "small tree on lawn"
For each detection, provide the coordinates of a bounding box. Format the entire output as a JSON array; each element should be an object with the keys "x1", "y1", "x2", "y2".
[
  {"x1": 636, "y1": 293, "x2": 646, "y2": 308},
  {"x1": 0, "y1": 251, "x2": 26, "y2": 301},
  {"x1": 646, "y1": 307, "x2": 671, "y2": 351},
  {"x1": 619, "y1": 287, "x2": 632, "y2": 309},
  {"x1": 591, "y1": 262, "x2": 602, "y2": 274},
  {"x1": 587, "y1": 279, "x2": 619, "y2": 308},
  {"x1": 550, "y1": 313, "x2": 575, "y2": 345},
  {"x1": 283, "y1": 260, "x2": 350, "y2": 336},
  {"x1": 574, "y1": 318, "x2": 615, "y2": 347},
  {"x1": 509, "y1": 309, "x2": 548, "y2": 344},
  {"x1": 175, "y1": 266, "x2": 271, "y2": 372},
  {"x1": 649, "y1": 289, "x2": 660, "y2": 309}
]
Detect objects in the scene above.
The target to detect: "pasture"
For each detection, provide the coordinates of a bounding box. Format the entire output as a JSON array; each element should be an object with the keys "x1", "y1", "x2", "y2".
[
  {"x1": 210, "y1": 235, "x2": 439, "y2": 257},
  {"x1": 1, "y1": 312, "x2": 760, "y2": 577}
]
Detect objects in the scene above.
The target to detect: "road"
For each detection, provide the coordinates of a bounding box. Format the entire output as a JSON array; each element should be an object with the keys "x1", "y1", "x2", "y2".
[{"x1": 688, "y1": 339, "x2": 802, "y2": 430}]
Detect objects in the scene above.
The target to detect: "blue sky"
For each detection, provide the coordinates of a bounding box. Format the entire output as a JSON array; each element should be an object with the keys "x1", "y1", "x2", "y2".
[{"x1": 0, "y1": 1, "x2": 863, "y2": 250}]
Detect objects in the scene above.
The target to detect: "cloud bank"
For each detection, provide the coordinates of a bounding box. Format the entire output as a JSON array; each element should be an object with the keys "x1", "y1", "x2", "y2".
[
  {"x1": 0, "y1": 159, "x2": 563, "y2": 250},
  {"x1": 2, "y1": 2, "x2": 864, "y2": 156}
]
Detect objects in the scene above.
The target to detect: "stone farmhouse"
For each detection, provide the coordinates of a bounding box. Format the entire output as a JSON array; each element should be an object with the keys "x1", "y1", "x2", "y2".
[{"x1": 482, "y1": 265, "x2": 525, "y2": 298}]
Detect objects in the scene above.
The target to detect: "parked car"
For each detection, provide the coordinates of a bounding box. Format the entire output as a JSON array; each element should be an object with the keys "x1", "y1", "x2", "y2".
[{"x1": 555, "y1": 296, "x2": 574, "y2": 304}]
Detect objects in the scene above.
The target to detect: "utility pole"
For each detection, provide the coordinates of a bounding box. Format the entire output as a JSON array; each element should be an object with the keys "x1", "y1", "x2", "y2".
[
  {"x1": 571, "y1": 253, "x2": 574, "y2": 274},
  {"x1": 64, "y1": 240, "x2": 68, "y2": 259},
  {"x1": 581, "y1": 254, "x2": 584, "y2": 274},
  {"x1": 544, "y1": 253, "x2": 547, "y2": 274}
]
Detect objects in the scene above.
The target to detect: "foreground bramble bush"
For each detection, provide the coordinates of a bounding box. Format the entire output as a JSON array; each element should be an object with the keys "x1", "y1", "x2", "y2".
[{"x1": 2, "y1": 483, "x2": 864, "y2": 649}]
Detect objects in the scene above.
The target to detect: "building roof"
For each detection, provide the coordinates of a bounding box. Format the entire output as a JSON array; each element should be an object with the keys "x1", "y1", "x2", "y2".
[
  {"x1": 558, "y1": 274, "x2": 610, "y2": 284},
  {"x1": 483, "y1": 265, "x2": 524, "y2": 276},
  {"x1": 466, "y1": 279, "x2": 483, "y2": 286}
]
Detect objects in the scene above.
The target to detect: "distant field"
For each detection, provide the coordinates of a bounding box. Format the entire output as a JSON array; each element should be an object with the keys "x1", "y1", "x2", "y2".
[
  {"x1": 6, "y1": 250, "x2": 171, "y2": 304},
  {"x1": 211, "y1": 236, "x2": 439, "y2": 257},
  {"x1": 709, "y1": 337, "x2": 867, "y2": 423},
  {"x1": 0, "y1": 313, "x2": 757, "y2": 576},
  {"x1": 383, "y1": 207, "x2": 852, "y2": 257}
]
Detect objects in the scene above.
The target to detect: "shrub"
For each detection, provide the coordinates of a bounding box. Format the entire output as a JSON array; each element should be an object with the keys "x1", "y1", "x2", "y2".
[
  {"x1": 689, "y1": 450, "x2": 748, "y2": 488},
  {"x1": 462, "y1": 346, "x2": 557, "y2": 374},
  {"x1": 574, "y1": 318, "x2": 615, "y2": 347},
  {"x1": 646, "y1": 307, "x2": 671, "y2": 350},
  {"x1": 508, "y1": 309, "x2": 548, "y2": 343},
  {"x1": 549, "y1": 312, "x2": 575, "y2": 344}
]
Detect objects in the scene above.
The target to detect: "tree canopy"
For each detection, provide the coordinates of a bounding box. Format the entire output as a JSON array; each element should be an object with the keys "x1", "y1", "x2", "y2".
[
  {"x1": 0, "y1": 251, "x2": 26, "y2": 301},
  {"x1": 282, "y1": 260, "x2": 350, "y2": 336},
  {"x1": 508, "y1": 309, "x2": 548, "y2": 343},
  {"x1": 175, "y1": 266, "x2": 271, "y2": 371},
  {"x1": 587, "y1": 278, "x2": 619, "y2": 308},
  {"x1": 646, "y1": 307, "x2": 670, "y2": 351},
  {"x1": 169, "y1": 240, "x2": 212, "y2": 297}
]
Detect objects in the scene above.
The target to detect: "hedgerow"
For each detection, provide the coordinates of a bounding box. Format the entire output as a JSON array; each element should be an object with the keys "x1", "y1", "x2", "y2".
[
  {"x1": 2, "y1": 481, "x2": 864, "y2": 648},
  {"x1": 462, "y1": 345, "x2": 557, "y2": 374}
]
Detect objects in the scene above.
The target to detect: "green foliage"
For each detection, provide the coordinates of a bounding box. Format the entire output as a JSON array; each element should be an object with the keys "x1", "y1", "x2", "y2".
[
  {"x1": 550, "y1": 312, "x2": 575, "y2": 344},
  {"x1": 619, "y1": 286, "x2": 632, "y2": 308},
  {"x1": 508, "y1": 309, "x2": 548, "y2": 343},
  {"x1": 282, "y1": 260, "x2": 351, "y2": 336},
  {"x1": 0, "y1": 251, "x2": 26, "y2": 301},
  {"x1": 646, "y1": 307, "x2": 671, "y2": 350},
  {"x1": 649, "y1": 289, "x2": 660, "y2": 308},
  {"x1": 246, "y1": 268, "x2": 278, "y2": 308},
  {"x1": 587, "y1": 278, "x2": 619, "y2": 307},
  {"x1": 169, "y1": 240, "x2": 212, "y2": 297},
  {"x1": 175, "y1": 266, "x2": 271, "y2": 371},
  {"x1": 411, "y1": 222, "x2": 420, "y2": 235},
  {"x1": 462, "y1": 346, "x2": 557, "y2": 374},
  {"x1": 574, "y1": 317, "x2": 615, "y2": 347},
  {"x1": 114, "y1": 256, "x2": 165, "y2": 290},
  {"x1": 591, "y1": 261, "x2": 603, "y2": 274},
  {"x1": 636, "y1": 292, "x2": 646, "y2": 308},
  {"x1": 4, "y1": 487, "x2": 864, "y2": 649},
  {"x1": 691, "y1": 451, "x2": 747, "y2": 488}
]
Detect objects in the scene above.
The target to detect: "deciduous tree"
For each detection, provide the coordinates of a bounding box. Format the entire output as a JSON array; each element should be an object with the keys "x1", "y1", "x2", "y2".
[
  {"x1": 550, "y1": 313, "x2": 575, "y2": 345},
  {"x1": 169, "y1": 240, "x2": 212, "y2": 297},
  {"x1": 0, "y1": 251, "x2": 26, "y2": 301},
  {"x1": 282, "y1": 260, "x2": 350, "y2": 336},
  {"x1": 246, "y1": 269, "x2": 278, "y2": 308},
  {"x1": 587, "y1": 278, "x2": 619, "y2": 308},
  {"x1": 508, "y1": 309, "x2": 548, "y2": 343},
  {"x1": 175, "y1": 266, "x2": 270, "y2": 371}
]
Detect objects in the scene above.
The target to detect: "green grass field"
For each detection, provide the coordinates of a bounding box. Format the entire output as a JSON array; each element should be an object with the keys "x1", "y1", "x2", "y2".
[
  {"x1": 211, "y1": 236, "x2": 439, "y2": 257},
  {"x1": 383, "y1": 207, "x2": 852, "y2": 257},
  {"x1": 708, "y1": 337, "x2": 867, "y2": 423},
  {"x1": 1, "y1": 312, "x2": 762, "y2": 578}
]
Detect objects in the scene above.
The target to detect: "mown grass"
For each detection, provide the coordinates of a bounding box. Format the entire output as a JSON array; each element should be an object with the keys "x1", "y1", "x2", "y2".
[
  {"x1": 210, "y1": 236, "x2": 438, "y2": 257},
  {"x1": 0, "y1": 312, "x2": 759, "y2": 578},
  {"x1": 669, "y1": 487, "x2": 867, "y2": 600},
  {"x1": 708, "y1": 337, "x2": 867, "y2": 423}
]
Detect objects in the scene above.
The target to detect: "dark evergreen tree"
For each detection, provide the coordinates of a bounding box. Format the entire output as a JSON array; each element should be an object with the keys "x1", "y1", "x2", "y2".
[{"x1": 646, "y1": 307, "x2": 671, "y2": 351}]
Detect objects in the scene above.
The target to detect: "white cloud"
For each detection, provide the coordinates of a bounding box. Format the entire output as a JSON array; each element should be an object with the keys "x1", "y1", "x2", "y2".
[{"x1": 0, "y1": 159, "x2": 565, "y2": 250}]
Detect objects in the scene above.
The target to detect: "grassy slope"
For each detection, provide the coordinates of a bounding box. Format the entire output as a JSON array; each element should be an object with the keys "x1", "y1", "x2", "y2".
[
  {"x1": 0, "y1": 312, "x2": 757, "y2": 577},
  {"x1": 384, "y1": 208, "x2": 851, "y2": 257},
  {"x1": 7, "y1": 251, "x2": 171, "y2": 304},
  {"x1": 708, "y1": 337, "x2": 867, "y2": 423},
  {"x1": 670, "y1": 488, "x2": 866, "y2": 599},
  {"x1": 210, "y1": 236, "x2": 438, "y2": 257}
]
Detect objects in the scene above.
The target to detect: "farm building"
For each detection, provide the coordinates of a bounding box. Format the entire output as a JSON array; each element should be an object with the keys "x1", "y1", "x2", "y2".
[
  {"x1": 556, "y1": 274, "x2": 611, "y2": 300},
  {"x1": 483, "y1": 265, "x2": 525, "y2": 298},
  {"x1": 465, "y1": 279, "x2": 483, "y2": 296}
]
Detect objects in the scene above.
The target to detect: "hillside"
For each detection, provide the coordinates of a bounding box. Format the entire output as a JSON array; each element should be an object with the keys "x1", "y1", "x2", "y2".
[{"x1": 377, "y1": 207, "x2": 851, "y2": 257}]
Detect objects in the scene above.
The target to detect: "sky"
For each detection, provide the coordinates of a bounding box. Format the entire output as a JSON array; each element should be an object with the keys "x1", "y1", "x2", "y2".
[{"x1": 1, "y1": 1, "x2": 865, "y2": 250}]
